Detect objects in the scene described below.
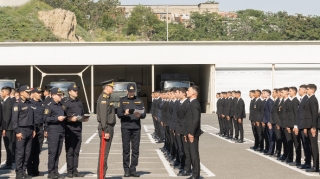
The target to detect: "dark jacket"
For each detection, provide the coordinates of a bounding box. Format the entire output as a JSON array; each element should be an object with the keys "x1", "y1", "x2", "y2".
[
  {"x1": 222, "y1": 97, "x2": 231, "y2": 116},
  {"x1": 278, "y1": 99, "x2": 294, "y2": 128},
  {"x1": 271, "y1": 98, "x2": 281, "y2": 125},
  {"x1": 297, "y1": 95, "x2": 308, "y2": 129},
  {"x1": 234, "y1": 98, "x2": 246, "y2": 119},
  {"x1": 249, "y1": 98, "x2": 255, "y2": 121},
  {"x1": 251, "y1": 98, "x2": 263, "y2": 122},
  {"x1": 169, "y1": 100, "x2": 180, "y2": 131},
  {"x1": 97, "y1": 92, "x2": 116, "y2": 133},
  {"x1": 216, "y1": 98, "x2": 223, "y2": 115},
  {"x1": 302, "y1": 95, "x2": 319, "y2": 129},
  {"x1": 263, "y1": 98, "x2": 274, "y2": 123},
  {"x1": 2, "y1": 97, "x2": 14, "y2": 131},
  {"x1": 117, "y1": 96, "x2": 146, "y2": 129},
  {"x1": 291, "y1": 97, "x2": 299, "y2": 128},
  {"x1": 185, "y1": 99, "x2": 202, "y2": 137},
  {"x1": 230, "y1": 97, "x2": 238, "y2": 117},
  {"x1": 176, "y1": 99, "x2": 190, "y2": 135}
]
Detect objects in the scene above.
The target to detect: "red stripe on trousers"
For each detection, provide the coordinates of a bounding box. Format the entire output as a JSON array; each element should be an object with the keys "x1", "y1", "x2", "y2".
[{"x1": 99, "y1": 131, "x2": 106, "y2": 179}]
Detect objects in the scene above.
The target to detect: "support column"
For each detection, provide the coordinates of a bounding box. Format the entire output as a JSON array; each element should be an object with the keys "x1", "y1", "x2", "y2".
[
  {"x1": 210, "y1": 64, "x2": 216, "y2": 113},
  {"x1": 152, "y1": 65, "x2": 155, "y2": 91},
  {"x1": 91, "y1": 65, "x2": 94, "y2": 114},
  {"x1": 30, "y1": 65, "x2": 33, "y2": 87},
  {"x1": 272, "y1": 64, "x2": 275, "y2": 89}
]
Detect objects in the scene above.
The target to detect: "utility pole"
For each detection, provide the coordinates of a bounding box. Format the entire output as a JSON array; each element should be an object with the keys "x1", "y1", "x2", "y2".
[{"x1": 166, "y1": 5, "x2": 169, "y2": 42}]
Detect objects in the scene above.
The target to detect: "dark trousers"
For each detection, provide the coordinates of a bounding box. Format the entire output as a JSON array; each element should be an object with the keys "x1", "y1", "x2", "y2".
[
  {"x1": 292, "y1": 130, "x2": 301, "y2": 163},
  {"x1": 169, "y1": 131, "x2": 176, "y2": 159},
  {"x1": 255, "y1": 123, "x2": 263, "y2": 149},
  {"x1": 223, "y1": 117, "x2": 228, "y2": 135},
  {"x1": 163, "y1": 126, "x2": 170, "y2": 151},
  {"x1": 97, "y1": 128, "x2": 114, "y2": 179},
  {"x1": 182, "y1": 135, "x2": 191, "y2": 172},
  {"x1": 262, "y1": 124, "x2": 269, "y2": 151},
  {"x1": 15, "y1": 127, "x2": 33, "y2": 175},
  {"x1": 217, "y1": 115, "x2": 222, "y2": 133},
  {"x1": 65, "y1": 128, "x2": 82, "y2": 173},
  {"x1": 187, "y1": 136, "x2": 200, "y2": 179},
  {"x1": 281, "y1": 128, "x2": 288, "y2": 157},
  {"x1": 284, "y1": 128, "x2": 293, "y2": 160},
  {"x1": 121, "y1": 128, "x2": 141, "y2": 173},
  {"x1": 266, "y1": 125, "x2": 275, "y2": 153},
  {"x1": 27, "y1": 125, "x2": 44, "y2": 175},
  {"x1": 273, "y1": 125, "x2": 282, "y2": 155},
  {"x1": 176, "y1": 134, "x2": 184, "y2": 166},
  {"x1": 300, "y1": 129, "x2": 311, "y2": 164},
  {"x1": 47, "y1": 130, "x2": 64, "y2": 174},
  {"x1": 227, "y1": 117, "x2": 233, "y2": 137},
  {"x1": 251, "y1": 121, "x2": 258, "y2": 147},
  {"x1": 237, "y1": 119, "x2": 244, "y2": 141},
  {"x1": 308, "y1": 129, "x2": 319, "y2": 169},
  {"x1": 233, "y1": 118, "x2": 239, "y2": 139},
  {"x1": 155, "y1": 120, "x2": 161, "y2": 139},
  {"x1": 160, "y1": 122, "x2": 165, "y2": 141},
  {"x1": 3, "y1": 130, "x2": 15, "y2": 166}
]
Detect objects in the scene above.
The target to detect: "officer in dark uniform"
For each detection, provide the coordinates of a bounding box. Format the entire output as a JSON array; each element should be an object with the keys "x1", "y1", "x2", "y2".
[
  {"x1": 97, "y1": 79, "x2": 116, "y2": 179},
  {"x1": 63, "y1": 84, "x2": 87, "y2": 178},
  {"x1": 12, "y1": 85, "x2": 35, "y2": 179},
  {"x1": 43, "y1": 85, "x2": 52, "y2": 104},
  {"x1": 44, "y1": 88, "x2": 66, "y2": 179},
  {"x1": 117, "y1": 83, "x2": 146, "y2": 177},
  {"x1": 27, "y1": 87, "x2": 45, "y2": 177}
]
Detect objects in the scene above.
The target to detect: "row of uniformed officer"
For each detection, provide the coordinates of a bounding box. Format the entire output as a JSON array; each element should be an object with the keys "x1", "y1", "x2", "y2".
[{"x1": 248, "y1": 84, "x2": 320, "y2": 173}]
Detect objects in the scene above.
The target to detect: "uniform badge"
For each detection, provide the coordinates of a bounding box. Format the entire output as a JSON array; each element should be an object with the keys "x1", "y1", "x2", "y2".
[
  {"x1": 254, "y1": 105, "x2": 256, "y2": 108},
  {"x1": 123, "y1": 102, "x2": 129, "y2": 105},
  {"x1": 101, "y1": 101, "x2": 107, "y2": 104},
  {"x1": 134, "y1": 101, "x2": 141, "y2": 104},
  {"x1": 62, "y1": 105, "x2": 66, "y2": 110},
  {"x1": 21, "y1": 106, "x2": 28, "y2": 110},
  {"x1": 130, "y1": 86, "x2": 134, "y2": 90},
  {"x1": 110, "y1": 102, "x2": 114, "y2": 106},
  {"x1": 103, "y1": 94, "x2": 108, "y2": 98},
  {"x1": 278, "y1": 106, "x2": 282, "y2": 112},
  {"x1": 73, "y1": 85, "x2": 77, "y2": 88},
  {"x1": 13, "y1": 106, "x2": 18, "y2": 112},
  {"x1": 44, "y1": 109, "x2": 49, "y2": 114},
  {"x1": 37, "y1": 87, "x2": 41, "y2": 91},
  {"x1": 31, "y1": 106, "x2": 36, "y2": 109}
]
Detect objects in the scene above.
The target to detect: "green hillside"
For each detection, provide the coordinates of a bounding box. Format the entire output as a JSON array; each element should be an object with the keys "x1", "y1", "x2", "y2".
[{"x1": 0, "y1": 0, "x2": 92, "y2": 42}]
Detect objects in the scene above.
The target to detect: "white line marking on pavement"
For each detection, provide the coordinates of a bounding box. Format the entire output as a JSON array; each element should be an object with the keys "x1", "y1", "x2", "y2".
[
  {"x1": 200, "y1": 162, "x2": 215, "y2": 177},
  {"x1": 246, "y1": 149, "x2": 317, "y2": 176},
  {"x1": 85, "y1": 133, "x2": 98, "y2": 144},
  {"x1": 143, "y1": 125, "x2": 149, "y2": 132},
  {"x1": 58, "y1": 163, "x2": 67, "y2": 174},
  {"x1": 156, "y1": 149, "x2": 177, "y2": 177},
  {"x1": 146, "y1": 133, "x2": 156, "y2": 144},
  {"x1": 205, "y1": 125, "x2": 253, "y2": 144}
]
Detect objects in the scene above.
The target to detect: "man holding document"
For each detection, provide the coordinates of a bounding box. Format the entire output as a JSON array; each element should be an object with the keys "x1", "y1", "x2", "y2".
[{"x1": 117, "y1": 83, "x2": 146, "y2": 177}]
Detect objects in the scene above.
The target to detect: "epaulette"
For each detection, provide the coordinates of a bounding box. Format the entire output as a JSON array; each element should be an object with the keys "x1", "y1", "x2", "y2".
[
  {"x1": 47, "y1": 102, "x2": 52, "y2": 106},
  {"x1": 103, "y1": 94, "x2": 109, "y2": 98},
  {"x1": 64, "y1": 97, "x2": 69, "y2": 103}
]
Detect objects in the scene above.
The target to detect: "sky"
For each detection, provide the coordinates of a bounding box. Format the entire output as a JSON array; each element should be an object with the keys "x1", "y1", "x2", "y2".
[{"x1": 118, "y1": 0, "x2": 320, "y2": 16}]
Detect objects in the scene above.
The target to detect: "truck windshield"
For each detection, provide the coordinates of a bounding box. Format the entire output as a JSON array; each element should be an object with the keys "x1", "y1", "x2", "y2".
[
  {"x1": 50, "y1": 82, "x2": 75, "y2": 91},
  {"x1": 113, "y1": 83, "x2": 135, "y2": 92},
  {"x1": 0, "y1": 81, "x2": 15, "y2": 88},
  {"x1": 164, "y1": 81, "x2": 190, "y2": 89}
]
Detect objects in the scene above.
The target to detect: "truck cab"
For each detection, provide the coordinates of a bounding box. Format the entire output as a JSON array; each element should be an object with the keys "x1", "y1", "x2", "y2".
[
  {"x1": 0, "y1": 78, "x2": 19, "y2": 97},
  {"x1": 48, "y1": 80, "x2": 76, "y2": 98},
  {"x1": 110, "y1": 82, "x2": 139, "y2": 108}
]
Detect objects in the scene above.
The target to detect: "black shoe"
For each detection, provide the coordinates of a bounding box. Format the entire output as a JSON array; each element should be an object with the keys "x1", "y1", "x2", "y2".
[
  {"x1": 33, "y1": 172, "x2": 45, "y2": 176},
  {"x1": 256, "y1": 148, "x2": 264, "y2": 152},
  {"x1": 289, "y1": 162, "x2": 301, "y2": 166},
  {"x1": 299, "y1": 164, "x2": 312, "y2": 169},
  {"x1": 73, "y1": 172, "x2": 85, "y2": 177},
  {"x1": 286, "y1": 160, "x2": 294, "y2": 164},
  {"x1": 67, "y1": 171, "x2": 73, "y2": 178},
  {"x1": 235, "y1": 140, "x2": 244, "y2": 143},
  {"x1": 47, "y1": 173, "x2": 55, "y2": 179},
  {"x1": 54, "y1": 173, "x2": 64, "y2": 179},
  {"x1": 273, "y1": 152, "x2": 280, "y2": 158},
  {"x1": 171, "y1": 161, "x2": 180, "y2": 167},
  {"x1": 263, "y1": 150, "x2": 268, "y2": 154},
  {"x1": 130, "y1": 172, "x2": 140, "y2": 177},
  {"x1": 264, "y1": 152, "x2": 273, "y2": 156},
  {"x1": 0, "y1": 165, "x2": 12, "y2": 170},
  {"x1": 15, "y1": 174, "x2": 24, "y2": 179},
  {"x1": 250, "y1": 146, "x2": 258, "y2": 150},
  {"x1": 23, "y1": 173, "x2": 32, "y2": 179},
  {"x1": 177, "y1": 171, "x2": 191, "y2": 176},
  {"x1": 306, "y1": 167, "x2": 319, "y2": 172},
  {"x1": 124, "y1": 172, "x2": 131, "y2": 177},
  {"x1": 232, "y1": 138, "x2": 238, "y2": 141},
  {"x1": 277, "y1": 156, "x2": 287, "y2": 161}
]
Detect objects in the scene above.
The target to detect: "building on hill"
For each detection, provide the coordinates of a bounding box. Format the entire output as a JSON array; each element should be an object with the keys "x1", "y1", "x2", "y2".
[{"x1": 119, "y1": 3, "x2": 219, "y2": 23}]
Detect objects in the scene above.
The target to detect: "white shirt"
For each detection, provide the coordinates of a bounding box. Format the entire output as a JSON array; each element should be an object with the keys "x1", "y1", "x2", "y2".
[
  {"x1": 189, "y1": 98, "x2": 196, "y2": 102},
  {"x1": 308, "y1": 94, "x2": 315, "y2": 98},
  {"x1": 180, "y1": 98, "x2": 187, "y2": 104},
  {"x1": 3, "y1": 96, "x2": 9, "y2": 102}
]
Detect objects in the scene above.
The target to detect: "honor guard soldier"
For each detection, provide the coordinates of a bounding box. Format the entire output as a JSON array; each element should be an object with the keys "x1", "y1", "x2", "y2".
[
  {"x1": 27, "y1": 87, "x2": 45, "y2": 177},
  {"x1": 63, "y1": 84, "x2": 88, "y2": 178},
  {"x1": 12, "y1": 85, "x2": 35, "y2": 179},
  {"x1": 97, "y1": 79, "x2": 116, "y2": 179},
  {"x1": 44, "y1": 88, "x2": 66, "y2": 179},
  {"x1": 117, "y1": 83, "x2": 146, "y2": 177}
]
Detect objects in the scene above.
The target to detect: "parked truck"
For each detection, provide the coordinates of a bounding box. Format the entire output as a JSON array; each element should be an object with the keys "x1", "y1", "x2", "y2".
[
  {"x1": 0, "y1": 78, "x2": 20, "y2": 97},
  {"x1": 110, "y1": 81, "x2": 139, "y2": 108},
  {"x1": 48, "y1": 79, "x2": 76, "y2": 98},
  {"x1": 156, "y1": 74, "x2": 193, "y2": 91}
]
